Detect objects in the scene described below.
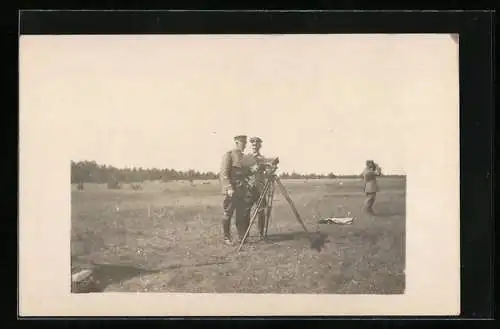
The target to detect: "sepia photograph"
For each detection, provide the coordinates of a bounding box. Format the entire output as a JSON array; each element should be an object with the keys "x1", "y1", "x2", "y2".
[{"x1": 19, "y1": 33, "x2": 460, "y2": 316}]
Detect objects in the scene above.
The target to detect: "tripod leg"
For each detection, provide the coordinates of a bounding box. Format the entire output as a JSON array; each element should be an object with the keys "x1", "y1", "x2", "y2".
[
  {"x1": 257, "y1": 187, "x2": 269, "y2": 238},
  {"x1": 275, "y1": 178, "x2": 309, "y2": 234},
  {"x1": 264, "y1": 181, "x2": 275, "y2": 237},
  {"x1": 237, "y1": 181, "x2": 269, "y2": 251},
  {"x1": 237, "y1": 179, "x2": 272, "y2": 252}
]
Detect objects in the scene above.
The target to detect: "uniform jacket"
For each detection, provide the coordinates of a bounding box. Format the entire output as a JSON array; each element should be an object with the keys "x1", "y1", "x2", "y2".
[
  {"x1": 248, "y1": 153, "x2": 266, "y2": 192},
  {"x1": 219, "y1": 148, "x2": 251, "y2": 194},
  {"x1": 362, "y1": 166, "x2": 381, "y2": 193},
  {"x1": 247, "y1": 152, "x2": 277, "y2": 192}
]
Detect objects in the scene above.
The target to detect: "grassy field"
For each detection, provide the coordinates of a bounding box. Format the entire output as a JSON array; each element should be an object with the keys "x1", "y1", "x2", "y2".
[{"x1": 71, "y1": 177, "x2": 406, "y2": 294}]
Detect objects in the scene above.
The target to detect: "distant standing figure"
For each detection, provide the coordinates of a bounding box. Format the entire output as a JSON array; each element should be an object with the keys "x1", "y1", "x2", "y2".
[
  {"x1": 219, "y1": 135, "x2": 253, "y2": 245},
  {"x1": 361, "y1": 160, "x2": 382, "y2": 215}
]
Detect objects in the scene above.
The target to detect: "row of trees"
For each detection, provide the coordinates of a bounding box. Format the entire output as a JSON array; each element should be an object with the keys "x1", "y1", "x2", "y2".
[
  {"x1": 71, "y1": 160, "x2": 393, "y2": 184},
  {"x1": 279, "y1": 172, "x2": 338, "y2": 179},
  {"x1": 70, "y1": 160, "x2": 219, "y2": 184}
]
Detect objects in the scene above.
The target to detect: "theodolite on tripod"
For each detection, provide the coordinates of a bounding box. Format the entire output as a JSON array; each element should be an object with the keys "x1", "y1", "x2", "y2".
[{"x1": 237, "y1": 157, "x2": 309, "y2": 252}]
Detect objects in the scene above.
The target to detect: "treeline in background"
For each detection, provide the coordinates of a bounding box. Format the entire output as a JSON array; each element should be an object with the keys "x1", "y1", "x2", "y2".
[
  {"x1": 72, "y1": 160, "x2": 403, "y2": 188},
  {"x1": 71, "y1": 160, "x2": 217, "y2": 185}
]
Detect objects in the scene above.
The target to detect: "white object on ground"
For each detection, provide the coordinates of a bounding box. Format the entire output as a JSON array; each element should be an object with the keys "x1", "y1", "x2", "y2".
[
  {"x1": 71, "y1": 268, "x2": 95, "y2": 293},
  {"x1": 71, "y1": 269, "x2": 93, "y2": 283},
  {"x1": 318, "y1": 217, "x2": 354, "y2": 225}
]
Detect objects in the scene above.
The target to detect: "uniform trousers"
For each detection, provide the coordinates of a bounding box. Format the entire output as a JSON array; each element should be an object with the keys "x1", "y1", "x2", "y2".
[
  {"x1": 251, "y1": 187, "x2": 268, "y2": 236},
  {"x1": 364, "y1": 192, "x2": 376, "y2": 213},
  {"x1": 222, "y1": 188, "x2": 253, "y2": 240},
  {"x1": 363, "y1": 180, "x2": 379, "y2": 213}
]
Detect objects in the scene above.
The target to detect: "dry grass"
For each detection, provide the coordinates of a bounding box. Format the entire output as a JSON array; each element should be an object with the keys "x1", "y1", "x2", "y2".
[{"x1": 71, "y1": 178, "x2": 406, "y2": 294}]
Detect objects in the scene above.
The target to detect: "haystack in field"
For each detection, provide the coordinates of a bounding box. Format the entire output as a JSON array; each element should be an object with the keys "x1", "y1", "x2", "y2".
[{"x1": 130, "y1": 183, "x2": 142, "y2": 191}]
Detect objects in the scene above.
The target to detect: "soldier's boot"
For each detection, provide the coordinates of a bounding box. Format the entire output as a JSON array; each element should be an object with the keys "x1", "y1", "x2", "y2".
[
  {"x1": 363, "y1": 204, "x2": 375, "y2": 215},
  {"x1": 222, "y1": 218, "x2": 232, "y2": 245},
  {"x1": 236, "y1": 201, "x2": 252, "y2": 243},
  {"x1": 236, "y1": 220, "x2": 249, "y2": 243},
  {"x1": 363, "y1": 193, "x2": 376, "y2": 215},
  {"x1": 257, "y1": 213, "x2": 266, "y2": 240},
  {"x1": 236, "y1": 226, "x2": 245, "y2": 243}
]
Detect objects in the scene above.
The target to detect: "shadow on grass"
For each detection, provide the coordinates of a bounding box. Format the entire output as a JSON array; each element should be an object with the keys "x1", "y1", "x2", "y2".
[
  {"x1": 372, "y1": 209, "x2": 406, "y2": 217},
  {"x1": 73, "y1": 260, "x2": 231, "y2": 293},
  {"x1": 161, "y1": 261, "x2": 230, "y2": 271},
  {"x1": 264, "y1": 231, "x2": 310, "y2": 242},
  {"x1": 74, "y1": 263, "x2": 159, "y2": 293},
  {"x1": 372, "y1": 201, "x2": 406, "y2": 217},
  {"x1": 310, "y1": 232, "x2": 329, "y2": 252},
  {"x1": 264, "y1": 231, "x2": 330, "y2": 252}
]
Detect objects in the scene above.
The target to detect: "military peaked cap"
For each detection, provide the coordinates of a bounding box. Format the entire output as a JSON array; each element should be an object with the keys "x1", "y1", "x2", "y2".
[
  {"x1": 233, "y1": 135, "x2": 248, "y2": 142},
  {"x1": 250, "y1": 137, "x2": 262, "y2": 144}
]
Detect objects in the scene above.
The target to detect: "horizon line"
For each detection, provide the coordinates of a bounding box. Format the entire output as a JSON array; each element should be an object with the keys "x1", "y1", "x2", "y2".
[{"x1": 70, "y1": 159, "x2": 406, "y2": 176}]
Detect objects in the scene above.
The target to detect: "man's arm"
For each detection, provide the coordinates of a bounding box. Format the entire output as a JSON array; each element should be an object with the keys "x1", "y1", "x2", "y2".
[
  {"x1": 254, "y1": 156, "x2": 278, "y2": 175},
  {"x1": 258, "y1": 156, "x2": 279, "y2": 167},
  {"x1": 220, "y1": 151, "x2": 234, "y2": 193},
  {"x1": 374, "y1": 163, "x2": 382, "y2": 176}
]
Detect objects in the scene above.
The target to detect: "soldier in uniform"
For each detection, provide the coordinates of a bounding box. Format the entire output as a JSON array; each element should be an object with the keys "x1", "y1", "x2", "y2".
[
  {"x1": 247, "y1": 137, "x2": 280, "y2": 239},
  {"x1": 247, "y1": 137, "x2": 268, "y2": 239},
  {"x1": 219, "y1": 135, "x2": 253, "y2": 245},
  {"x1": 361, "y1": 160, "x2": 382, "y2": 215}
]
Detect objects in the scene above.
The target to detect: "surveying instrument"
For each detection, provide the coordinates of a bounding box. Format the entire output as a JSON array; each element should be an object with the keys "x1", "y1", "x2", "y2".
[{"x1": 237, "y1": 158, "x2": 310, "y2": 252}]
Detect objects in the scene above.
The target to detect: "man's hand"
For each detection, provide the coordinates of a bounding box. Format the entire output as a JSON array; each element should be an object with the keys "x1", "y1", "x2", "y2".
[
  {"x1": 250, "y1": 164, "x2": 260, "y2": 173},
  {"x1": 226, "y1": 187, "x2": 235, "y2": 197}
]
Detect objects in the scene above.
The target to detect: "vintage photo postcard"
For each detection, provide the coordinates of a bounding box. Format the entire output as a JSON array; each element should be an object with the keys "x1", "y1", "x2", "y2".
[{"x1": 19, "y1": 34, "x2": 460, "y2": 316}]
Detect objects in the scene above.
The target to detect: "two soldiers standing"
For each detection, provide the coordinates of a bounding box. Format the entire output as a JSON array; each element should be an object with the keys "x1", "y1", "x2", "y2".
[
  {"x1": 219, "y1": 135, "x2": 271, "y2": 245},
  {"x1": 220, "y1": 136, "x2": 384, "y2": 245}
]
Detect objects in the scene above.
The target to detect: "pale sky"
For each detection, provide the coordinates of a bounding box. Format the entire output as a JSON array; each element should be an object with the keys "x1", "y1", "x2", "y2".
[{"x1": 19, "y1": 34, "x2": 458, "y2": 175}]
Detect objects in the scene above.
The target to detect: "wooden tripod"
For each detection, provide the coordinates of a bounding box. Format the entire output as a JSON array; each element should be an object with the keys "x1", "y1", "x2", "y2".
[{"x1": 237, "y1": 174, "x2": 309, "y2": 252}]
